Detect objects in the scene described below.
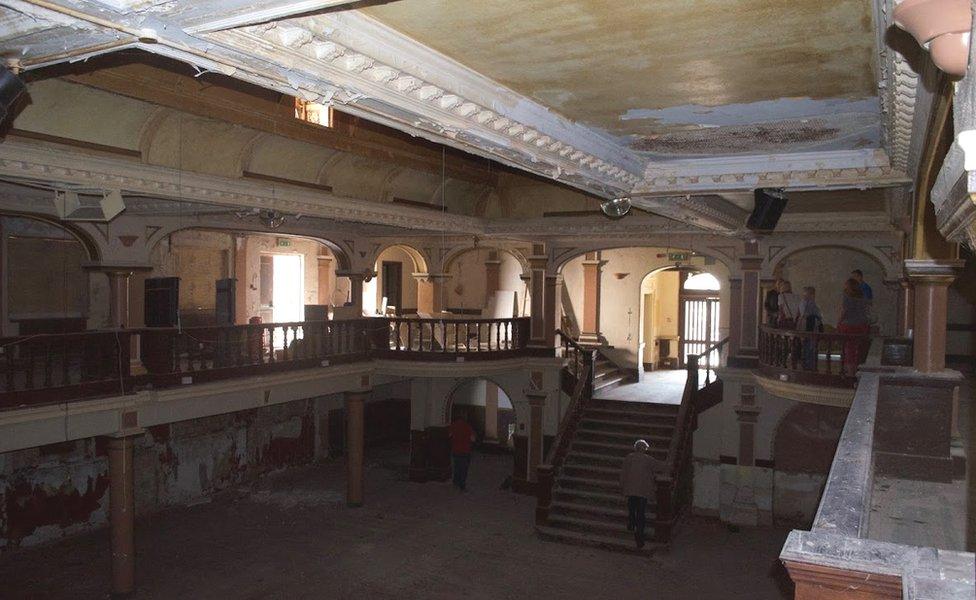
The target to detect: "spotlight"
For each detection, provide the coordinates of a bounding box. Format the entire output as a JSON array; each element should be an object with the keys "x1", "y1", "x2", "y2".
[
  {"x1": 259, "y1": 209, "x2": 285, "y2": 229},
  {"x1": 601, "y1": 197, "x2": 631, "y2": 218}
]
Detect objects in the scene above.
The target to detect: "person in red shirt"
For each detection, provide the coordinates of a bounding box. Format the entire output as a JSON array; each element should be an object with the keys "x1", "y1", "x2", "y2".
[{"x1": 449, "y1": 413, "x2": 476, "y2": 491}]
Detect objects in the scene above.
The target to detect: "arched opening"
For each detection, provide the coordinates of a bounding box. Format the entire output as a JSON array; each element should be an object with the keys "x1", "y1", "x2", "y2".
[
  {"x1": 1, "y1": 215, "x2": 97, "y2": 335},
  {"x1": 140, "y1": 228, "x2": 348, "y2": 328},
  {"x1": 772, "y1": 245, "x2": 895, "y2": 335},
  {"x1": 558, "y1": 246, "x2": 729, "y2": 375},
  {"x1": 365, "y1": 244, "x2": 426, "y2": 316},
  {"x1": 442, "y1": 247, "x2": 528, "y2": 316},
  {"x1": 447, "y1": 378, "x2": 516, "y2": 447},
  {"x1": 445, "y1": 377, "x2": 517, "y2": 490}
]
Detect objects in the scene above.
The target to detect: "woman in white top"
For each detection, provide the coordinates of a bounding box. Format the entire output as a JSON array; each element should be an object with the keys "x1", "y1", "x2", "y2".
[{"x1": 777, "y1": 280, "x2": 801, "y2": 329}]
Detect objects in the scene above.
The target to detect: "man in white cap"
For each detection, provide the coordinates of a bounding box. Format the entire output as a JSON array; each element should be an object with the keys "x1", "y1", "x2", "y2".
[{"x1": 620, "y1": 439, "x2": 667, "y2": 548}]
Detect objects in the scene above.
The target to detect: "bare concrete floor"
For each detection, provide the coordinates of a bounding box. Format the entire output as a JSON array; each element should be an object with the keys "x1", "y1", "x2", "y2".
[
  {"x1": 0, "y1": 446, "x2": 793, "y2": 599},
  {"x1": 595, "y1": 369, "x2": 689, "y2": 404}
]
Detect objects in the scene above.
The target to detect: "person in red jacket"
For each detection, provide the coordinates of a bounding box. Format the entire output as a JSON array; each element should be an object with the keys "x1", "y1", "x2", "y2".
[{"x1": 449, "y1": 413, "x2": 476, "y2": 491}]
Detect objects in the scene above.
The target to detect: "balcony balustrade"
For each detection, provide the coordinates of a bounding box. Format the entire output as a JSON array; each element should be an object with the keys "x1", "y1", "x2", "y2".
[{"x1": 0, "y1": 316, "x2": 531, "y2": 410}]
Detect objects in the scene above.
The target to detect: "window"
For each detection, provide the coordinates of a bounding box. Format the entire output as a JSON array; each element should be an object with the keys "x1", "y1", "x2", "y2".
[
  {"x1": 683, "y1": 272, "x2": 720, "y2": 291},
  {"x1": 294, "y1": 97, "x2": 333, "y2": 127}
]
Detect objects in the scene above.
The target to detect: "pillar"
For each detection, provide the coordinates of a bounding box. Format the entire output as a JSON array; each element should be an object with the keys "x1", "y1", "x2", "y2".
[
  {"x1": 578, "y1": 251, "x2": 602, "y2": 344},
  {"x1": 414, "y1": 273, "x2": 449, "y2": 314},
  {"x1": 544, "y1": 274, "x2": 560, "y2": 347},
  {"x1": 484, "y1": 252, "x2": 501, "y2": 297},
  {"x1": 528, "y1": 245, "x2": 548, "y2": 346},
  {"x1": 728, "y1": 277, "x2": 743, "y2": 355},
  {"x1": 900, "y1": 278, "x2": 915, "y2": 337},
  {"x1": 233, "y1": 235, "x2": 248, "y2": 324},
  {"x1": 107, "y1": 431, "x2": 142, "y2": 598},
  {"x1": 335, "y1": 270, "x2": 367, "y2": 316},
  {"x1": 905, "y1": 259, "x2": 963, "y2": 372},
  {"x1": 317, "y1": 252, "x2": 334, "y2": 307},
  {"x1": 730, "y1": 240, "x2": 762, "y2": 366},
  {"x1": 526, "y1": 390, "x2": 546, "y2": 483},
  {"x1": 105, "y1": 270, "x2": 133, "y2": 329},
  {"x1": 484, "y1": 381, "x2": 499, "y2": 442},
  {"x1": 345, "y1": 389, "x2": 368, "y2": 507}
]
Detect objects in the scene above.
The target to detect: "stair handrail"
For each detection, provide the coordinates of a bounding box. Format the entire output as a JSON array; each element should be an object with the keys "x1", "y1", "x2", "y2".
[
  {"x1": 555, "y1": 329, "x2": 587, "y2": 383},
  {"x1": 694, "y1": 336, "x2": 730, "y2": 387},
  {"x1": 535, "y1": 346, "x2": 594, "y2": 525}
]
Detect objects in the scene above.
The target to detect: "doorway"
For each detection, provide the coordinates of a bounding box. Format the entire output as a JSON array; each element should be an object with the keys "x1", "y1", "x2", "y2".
[
  {"x1": 271, "y1": 254, "x2": 304, "y2": 324},
  {"x1": 381, "y1": 260, "x2": 403, "y2": 315},
  {"x1": 679, "y1": 272, "x2": 721, "y2": 367}
]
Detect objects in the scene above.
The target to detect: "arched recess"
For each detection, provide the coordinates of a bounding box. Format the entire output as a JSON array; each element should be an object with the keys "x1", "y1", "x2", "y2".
[
  {"x1": 141, "y1": 226, "x2": 352, "y2": 327},
  {"x1": 366, "y1": 243, "x2": 429, "y2": 315},
  {"x1": 553, "y1": 243, "x2": 735, "y2": 278},
  {"x1": 0, "y1": 213, "x2": 101, "y2": 334},
  {"x1": 443, "y1": 377, "x2": 518, "y2": 445},
  {"x1": 766, "y1": 243, "x2": 899, "y2": 281},
  {"x1": 558, "y1": 245, "x2": 731, "y2": 372},
  {"x1": 440, "y1": 245, "x2": 530, "y2": 314},
  {"x1": 770, "y1": 244, "x2": 898, "y2": 335}
]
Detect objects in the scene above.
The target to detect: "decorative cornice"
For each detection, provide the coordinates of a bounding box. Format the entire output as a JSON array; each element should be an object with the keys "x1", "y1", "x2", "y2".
[
  {"x1": 206, "y1": 15, "x2": 642, "y2": 196},
  {"x1": 0, "y1": 141, "x2": 485, "y2": 233},
  {"x1": 630, "y1": 194, "x2": 748, "y2": 234},
  {"x1": 635, "y1": 149, "x2": 908, "y2": 195}
]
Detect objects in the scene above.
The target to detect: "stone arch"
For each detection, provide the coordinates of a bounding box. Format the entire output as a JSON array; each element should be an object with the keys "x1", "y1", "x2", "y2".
[
  {"x1": 554, "y1": 243, "x2": 734, "y2": 278},
  {"x1": 0, "y1": 212, "x2": 100, "y2": 261},
  {"x1": 766, "y1": 243, "x2": 899, "y2": 281},
  {"x1": 147, "y1": 224, "x2": 352, "y2": 272},
  {"x1": 441, "y1": 244, "x2": 530, "y2": 276},
  {"x1": 368, "y1": 243, "x2": 429, "y2": 274},
  {"x1": 441, "y1": 375, "x2": 520, "y2": 425}
]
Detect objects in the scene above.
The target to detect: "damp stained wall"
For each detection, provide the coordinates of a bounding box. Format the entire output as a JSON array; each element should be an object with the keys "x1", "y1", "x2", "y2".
[{"x1": 445, "y1": 248, "x2": 525, "y2": 313}]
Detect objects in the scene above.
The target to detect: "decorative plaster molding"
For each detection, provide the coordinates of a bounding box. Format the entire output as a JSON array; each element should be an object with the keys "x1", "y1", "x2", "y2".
[
  {"x1": 635, "y1": 149, "x2": 908, "y2": 195},
  {"x1": 0, "y1": 141, "x2": 485, "y2": 233},
  {"x1": 207, "y1": 15, "x2": 642, "y2": 197},
  {"x1": 630, "y1": 194, "x2": 749, "y2": 234},
  {"x1": 774, "y1": 211, "x2": 897, "y2": 232},
  {"x1": 874, "y1": 0, "x2": 921, "y2": 175},
  {"x1": 754, "y1": 373, "x2": 855, "y2": 407}
]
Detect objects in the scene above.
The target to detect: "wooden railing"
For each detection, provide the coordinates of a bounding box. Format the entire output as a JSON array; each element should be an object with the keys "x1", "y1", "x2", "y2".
[
  {"x1": 0, "y1": 330, "x2": 132, "y2": 409},
  {"x1": 535, "y1": 346, "x2": 596, "y2": 524},
  {"x1": 0, "y1": 316, "x2": 531, "y2": 410},
  {"x1": 653, "y1": 337, "x2": 729, "y2": 543},
  {"x1": 556, "y1": 329, "x2": 589, "y2": 395},
  {"x1": 758, "y1": 325, "x2": 871, "y2": 387},
  {"x1": 375, "y1": 317, "x2": 530, "y2": 360}
]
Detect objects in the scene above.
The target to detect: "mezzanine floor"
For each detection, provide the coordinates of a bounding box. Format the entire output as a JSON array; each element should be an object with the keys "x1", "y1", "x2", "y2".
[
  {"x1": 0, "y1": 445, "x2": 793, "y2": 600},
  {"x1": 595, "y1": 369, "x2": 690, "y2": 404}
]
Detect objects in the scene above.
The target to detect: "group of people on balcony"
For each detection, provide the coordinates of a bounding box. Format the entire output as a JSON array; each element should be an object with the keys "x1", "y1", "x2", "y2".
[{"x1": 764, "y1": 270, "x2": 873, "y2": 373}]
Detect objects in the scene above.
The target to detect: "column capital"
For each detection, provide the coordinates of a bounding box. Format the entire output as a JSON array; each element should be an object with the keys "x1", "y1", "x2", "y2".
[
  {"x1": 525, "y1": 389, "x2": 548, "y2": 406},
  {"x1": 411, "y1": 272, "x2": 451, "y2": 283},
  {"x1": 335, "y1": 268, "x2": 377, "y2": 282},
  {"x1": 904, "y1": 259, "x2": 965, "y2": 283},
  {"x1": 738, "y1": 256, "x2": 763, "y2": 271}
]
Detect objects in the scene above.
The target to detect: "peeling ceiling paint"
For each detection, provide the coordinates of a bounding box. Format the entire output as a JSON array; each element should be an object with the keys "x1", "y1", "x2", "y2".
[{"x1": 364, "y1": 0, "x2": 880, "y2": 157}]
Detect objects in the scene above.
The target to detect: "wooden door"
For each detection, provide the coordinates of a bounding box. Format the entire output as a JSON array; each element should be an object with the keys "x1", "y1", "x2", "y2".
[
  {"x1": 680, "y1": 297, "x2": 720, "y2": 367},
  {"x1": 381, "y1": 261, "x2": 403, "y2": 315}
]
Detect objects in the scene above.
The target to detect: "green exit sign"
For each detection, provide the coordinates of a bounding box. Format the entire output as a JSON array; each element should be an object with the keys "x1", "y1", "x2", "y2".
[
  {"x1": 668, "y1": 252, "x2": 690, "y2": 261},
  {"x1": 276, "y1": 238, "x2": 291, "y2": 247}
]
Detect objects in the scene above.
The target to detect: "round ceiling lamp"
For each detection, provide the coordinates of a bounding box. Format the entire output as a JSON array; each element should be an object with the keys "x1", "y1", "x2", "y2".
[{"x1": 601, "y1": 196, "x2": 631, "y2": 218}]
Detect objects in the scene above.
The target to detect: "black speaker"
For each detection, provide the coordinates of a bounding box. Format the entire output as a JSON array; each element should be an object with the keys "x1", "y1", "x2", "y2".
[
  {"x1": 747, "y1": 188, "x2": 788, "y2": 232},
  {"x1": 145, "y1": 277, "x2": 180, "y2": 327},
  {"x1": 0, "y1": 67, "x2": 26, "y2": 124}
]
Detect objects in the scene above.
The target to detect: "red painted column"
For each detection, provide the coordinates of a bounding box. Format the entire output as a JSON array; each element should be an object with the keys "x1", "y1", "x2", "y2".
[
  {"x1": 528, "y1": 245, "x2": 549, "y2": 346},
  {"x1": 578, "y1": 252, "x2": 602, "y2": 344},
  {"x1": 905, "y1": 260, "x2": 963, "y2": 372},
  {"x1": 345, "y1": 389, "x2": 369, "y2": 507},
  {"x1": 107, "y1": 432, "x2": 141, "y2": 597}
]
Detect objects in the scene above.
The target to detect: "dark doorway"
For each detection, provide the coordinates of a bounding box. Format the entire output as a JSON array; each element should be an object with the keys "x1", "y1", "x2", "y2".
[
  {"x1": 381, "y1": 260, "x2": 403, "y2": 315},
  {"x1": 678, "y1": 271, "x2": 721, "y2": 367}
]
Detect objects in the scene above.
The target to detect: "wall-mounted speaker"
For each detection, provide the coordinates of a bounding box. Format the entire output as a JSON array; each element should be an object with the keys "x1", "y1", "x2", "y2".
[
  {"x1": 145, "y1": 277, "x2": 180, "y2": 327},
  {"x1": 747, "y1": 188, "x2": 788, "y2": 233}
]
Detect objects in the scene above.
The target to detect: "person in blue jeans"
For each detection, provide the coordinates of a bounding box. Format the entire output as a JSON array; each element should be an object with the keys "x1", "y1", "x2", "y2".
[{"x1": 620, "y1": 440, "x2": 667, "y2": 548}]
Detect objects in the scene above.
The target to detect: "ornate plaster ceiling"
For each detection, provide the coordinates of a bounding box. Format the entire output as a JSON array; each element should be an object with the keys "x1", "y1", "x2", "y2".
[
  {"x1": 364, "y1": 0, "x2": 881, "y2": 158},
  {"x1": 0, "y1": 0, "x2": 921, "y2": 214}
]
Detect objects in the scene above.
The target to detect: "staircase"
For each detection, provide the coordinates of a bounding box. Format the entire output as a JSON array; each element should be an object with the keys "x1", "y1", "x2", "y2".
[
  {"x1": 591, "y1": 351, "x2": 636, "y2": 395},
  {"x1": 536, "y1": 398, "x2": 679, "y2": 554}
]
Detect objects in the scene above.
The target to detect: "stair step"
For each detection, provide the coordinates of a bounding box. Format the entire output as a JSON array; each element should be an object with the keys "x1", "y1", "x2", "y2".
[
  {"x1": 536, "y1": 525, "x2": 661, "y2": 555},
  {"x1": 557, "y1": 475, "x2": 620, "y2": 493},
  {"x1": 561, "y1": 464, "x2": 619, "y2": 481},
  {"x1": 546, "y1": 513, "x2": 635, "y2": 540},
  {"x1": 578, "y1": 419, "x2": 675, "y2": 436},
  {"x1": 552, "y1": 487, "x2": 627, "y2": 508},
  {"x1": 564, "y1": 450, "x2": 667, "y2": 468},
  {"x1": 576, "y1": 429, "x2": 672, "y2": 445},
  {"x1": 551, "y1": 499, "x2": 628, "y2": 520},
  {"x1": 587, "y1": 399, "x2": 679, "y2": 414},
  {"x1": 592, "y1": 375, "x2": 627, "y2": 391},
  {"x1": 571, "y1": 441, "x2": 668, "y2": 458}
]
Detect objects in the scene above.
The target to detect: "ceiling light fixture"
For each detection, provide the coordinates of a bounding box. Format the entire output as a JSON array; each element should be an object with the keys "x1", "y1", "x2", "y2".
[{"x1": 601, "y1": 196, "x2": 631, "y2": 218}]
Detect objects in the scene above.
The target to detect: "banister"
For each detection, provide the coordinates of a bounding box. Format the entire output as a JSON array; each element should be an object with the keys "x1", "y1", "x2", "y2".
[{"x1": 757, "y1": 325, "x2": 871, "y2": 388}]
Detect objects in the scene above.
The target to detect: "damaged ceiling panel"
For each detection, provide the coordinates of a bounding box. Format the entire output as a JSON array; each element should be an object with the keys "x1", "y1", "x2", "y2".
[{"x1": 364, "y1": 0, "x2": 880, "y2": 158}]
